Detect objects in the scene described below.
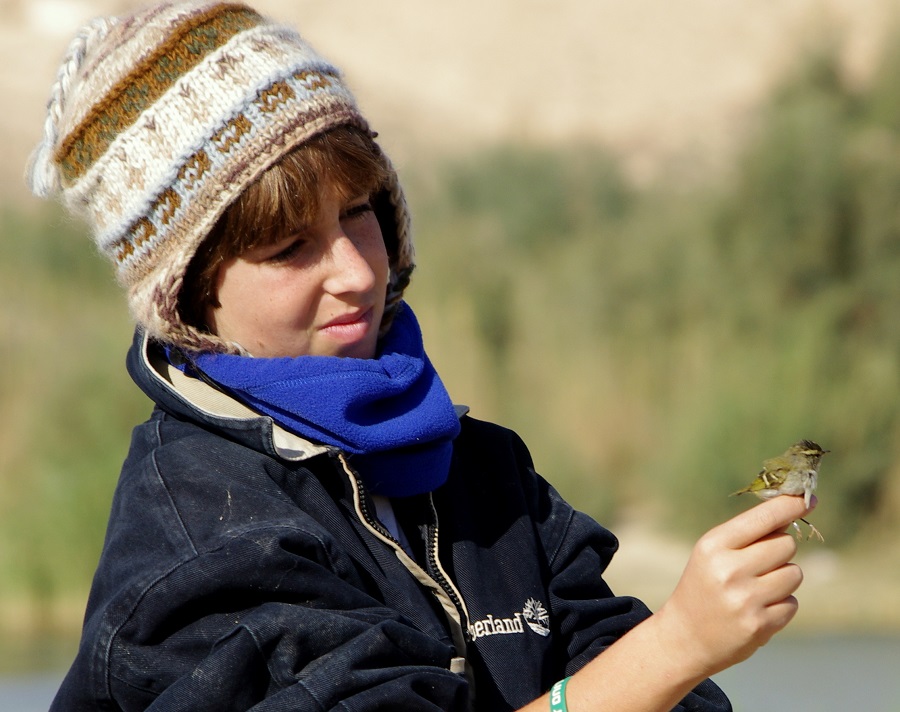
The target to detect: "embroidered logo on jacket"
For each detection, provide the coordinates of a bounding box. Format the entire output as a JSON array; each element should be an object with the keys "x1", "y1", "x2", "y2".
[
  {"x1": 522, "y1": 598, "x2": 551, "y2": 636},
  {"x1": 468, "y1": 598, "x2": 551, "y2": 640}
]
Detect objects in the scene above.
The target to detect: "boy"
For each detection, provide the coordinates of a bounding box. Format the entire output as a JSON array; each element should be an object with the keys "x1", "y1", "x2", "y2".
[{"x1": 29, "y1": 2, "x2": 813, "y2": 710}]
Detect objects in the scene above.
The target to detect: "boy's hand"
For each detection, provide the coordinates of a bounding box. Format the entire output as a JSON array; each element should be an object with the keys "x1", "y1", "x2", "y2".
[
  {"x1": 519, "y1": 495, "x2": 815, "y2": 712},
  {"x1": 653, "y1": 494, "x2": 815, "y2": 679}
]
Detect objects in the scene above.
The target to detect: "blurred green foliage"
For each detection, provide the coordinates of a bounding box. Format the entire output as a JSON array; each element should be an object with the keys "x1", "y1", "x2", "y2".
[
  {"x1": 411, "y1": 35, "x2": 900, "y2": 544},
  {"x1": 2, "y1": 33, "x2": 900, "y2": 626},
  {"x1": 0, "y1": 207, "x2": 149, "y2": 616}
]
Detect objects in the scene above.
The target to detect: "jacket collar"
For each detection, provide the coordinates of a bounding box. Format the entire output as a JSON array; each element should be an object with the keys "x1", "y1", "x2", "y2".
[
  {"x1": 127, "y1": 329, "x2": 331, "y2": 462},
  {"x1": 126, "y1": 329, "x2": 470, "y2": 462}
]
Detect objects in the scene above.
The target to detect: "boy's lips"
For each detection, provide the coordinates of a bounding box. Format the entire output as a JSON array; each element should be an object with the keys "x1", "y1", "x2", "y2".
[
  {"x1": 318, "y1": 307, "x2": 376, "y2": 346},
  {"x1": 322, "y1": 307, "x2": 372, "y2": 329}
]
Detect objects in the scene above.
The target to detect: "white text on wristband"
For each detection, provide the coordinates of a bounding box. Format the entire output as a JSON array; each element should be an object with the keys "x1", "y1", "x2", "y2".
[{"x1": 550, "y1": 677, "x2": 569, "y2": 712}]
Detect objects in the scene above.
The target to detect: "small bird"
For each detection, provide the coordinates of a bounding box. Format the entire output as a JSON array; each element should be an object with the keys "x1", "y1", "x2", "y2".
[{"x1": 731, "y1": 439, "x2": 828, "y2": 541}]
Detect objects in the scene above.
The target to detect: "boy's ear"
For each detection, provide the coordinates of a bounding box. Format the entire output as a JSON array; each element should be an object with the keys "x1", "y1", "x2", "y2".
[{"x1": 372, "y1": 188, "x2": 399, "y2": 261}]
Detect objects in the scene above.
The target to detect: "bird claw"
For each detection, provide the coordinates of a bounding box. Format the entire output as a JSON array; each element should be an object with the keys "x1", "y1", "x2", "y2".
[
  {"x1": 803, "y1": 521, "x2": 825, "y2": 543},
  {"x1": 793, "y1": 518, "x2": 824, "y2": 543}
]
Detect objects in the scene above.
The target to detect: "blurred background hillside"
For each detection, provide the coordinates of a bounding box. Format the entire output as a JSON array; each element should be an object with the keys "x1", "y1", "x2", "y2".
[{"x1": 2, "y1": 0, "x2": 900, "y2": 669}]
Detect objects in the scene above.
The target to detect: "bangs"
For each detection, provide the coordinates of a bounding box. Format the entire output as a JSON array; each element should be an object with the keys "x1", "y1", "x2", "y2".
[{"x1": 225, "y1": 127, "x2": 390, "y2": 250}]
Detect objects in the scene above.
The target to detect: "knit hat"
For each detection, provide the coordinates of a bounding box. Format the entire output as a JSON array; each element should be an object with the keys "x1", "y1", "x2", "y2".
[{"x1": 28, "y1": 1, "x2": 414, "y2": 353}]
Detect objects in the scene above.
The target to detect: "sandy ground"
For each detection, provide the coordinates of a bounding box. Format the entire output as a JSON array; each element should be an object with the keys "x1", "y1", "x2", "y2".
[
  {"x1": 2, "y1": 0, "x2": 896, "y2": 203},
  {"x1": 604, "y1": 514, "x2": 900, "y2": 632}
]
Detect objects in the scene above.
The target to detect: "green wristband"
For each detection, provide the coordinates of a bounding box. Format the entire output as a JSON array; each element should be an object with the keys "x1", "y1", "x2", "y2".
[{"x1": 549, "y1": 677, "x2": 569, "y2": 712}]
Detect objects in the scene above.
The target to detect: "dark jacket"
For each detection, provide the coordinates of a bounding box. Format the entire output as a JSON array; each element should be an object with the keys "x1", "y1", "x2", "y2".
[{"x1": 51, "y1": 332, "x2": 730, "y2": 711}]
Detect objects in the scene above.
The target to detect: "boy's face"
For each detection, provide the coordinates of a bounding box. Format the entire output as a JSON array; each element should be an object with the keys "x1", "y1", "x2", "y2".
[{"x1": 205, "y1": 185, "x2": 389, "y2": 358}]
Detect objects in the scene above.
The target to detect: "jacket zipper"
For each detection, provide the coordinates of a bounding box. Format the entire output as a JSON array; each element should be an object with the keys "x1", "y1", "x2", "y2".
[
  {"x1": 424, "y1": 498, "x2": 471, "y2": 639},
  {"x1": 336, "y1": 453, "x2": 472, "y2": 645}
]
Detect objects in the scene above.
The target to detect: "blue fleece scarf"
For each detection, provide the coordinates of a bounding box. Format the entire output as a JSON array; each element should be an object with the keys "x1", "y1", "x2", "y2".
[{"x1": 178, "y1": 303, "x2": 460, "y2": 497}]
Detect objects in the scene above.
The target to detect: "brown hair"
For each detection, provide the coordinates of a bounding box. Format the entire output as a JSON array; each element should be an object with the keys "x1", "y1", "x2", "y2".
[{"x1": 178, "y1": 125, "x2": 392, "y2": 331}]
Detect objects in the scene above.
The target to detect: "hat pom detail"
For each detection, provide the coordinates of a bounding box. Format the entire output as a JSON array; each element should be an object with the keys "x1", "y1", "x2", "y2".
[{"x1": 27, "y1": 16, "x2": 117, "y2": 197}]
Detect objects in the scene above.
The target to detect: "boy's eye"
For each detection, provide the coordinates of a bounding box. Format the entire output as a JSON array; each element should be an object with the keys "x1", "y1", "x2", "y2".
[
  {"x1": 343, "y1": 200, "x2": 373, "y2": 220},
  {"x1": 267, "y1": 238, "x2": 305, "y2": 263},
  {"x1": 260, "y1": 199, "x2": 372, "y2": 264}
]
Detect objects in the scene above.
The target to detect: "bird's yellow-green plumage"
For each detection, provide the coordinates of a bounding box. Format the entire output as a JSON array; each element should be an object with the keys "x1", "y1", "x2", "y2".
[{"x1": 731, "y1": 439, "x2": 829, "y2": 541}]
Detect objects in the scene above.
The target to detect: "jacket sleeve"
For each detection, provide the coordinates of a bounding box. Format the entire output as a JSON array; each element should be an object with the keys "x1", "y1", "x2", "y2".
[
  {"x1": 55, "y1": 524, "x2": 469, "y2": 712},
  {"x1": 539, "y1": 482, "x2": 732, "y2": 711}
]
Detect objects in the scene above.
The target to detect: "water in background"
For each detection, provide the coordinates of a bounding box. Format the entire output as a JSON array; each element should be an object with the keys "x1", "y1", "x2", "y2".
[
  {"x1": 713, "y1": 633, "x2": 900, "y2": 712},
  {"x1": 2, "y1": 633, "x2": 899, "y2": 710},
  {"x1": 0, "y1": 674, "x2": 60, "y2": 712}
]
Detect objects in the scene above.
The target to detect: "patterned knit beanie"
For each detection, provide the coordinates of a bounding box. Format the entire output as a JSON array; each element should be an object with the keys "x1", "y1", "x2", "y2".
[{"x1": 28, "y1": 0, "x2": 414, "y2": 353}]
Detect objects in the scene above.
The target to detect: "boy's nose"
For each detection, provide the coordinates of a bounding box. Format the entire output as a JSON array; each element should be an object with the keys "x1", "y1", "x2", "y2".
[{"x1": 323, "y1": 234, "x2": 378, "y2": 295}]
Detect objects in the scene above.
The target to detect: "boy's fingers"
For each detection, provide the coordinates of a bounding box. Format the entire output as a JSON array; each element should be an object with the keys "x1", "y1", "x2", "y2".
[{"x1": 718, "y1": 496, "x2": 816, "y2": 550}]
